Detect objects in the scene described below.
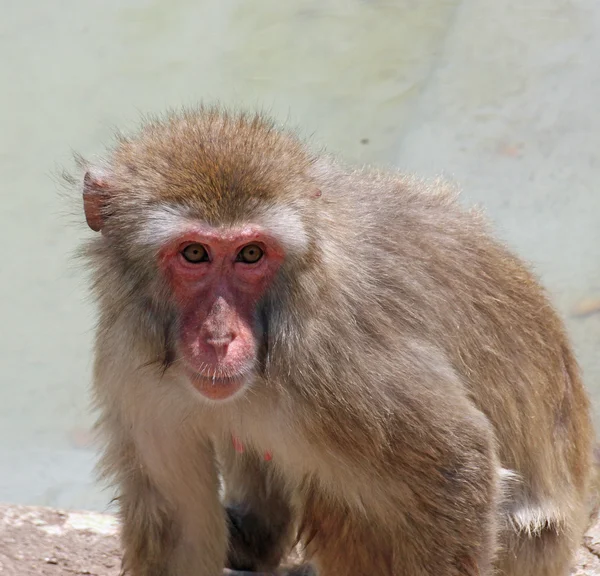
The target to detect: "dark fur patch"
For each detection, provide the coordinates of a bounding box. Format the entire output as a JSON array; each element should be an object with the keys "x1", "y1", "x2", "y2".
[{"x1": 226, "y1": 505, "x2": 282, "y2": 571}]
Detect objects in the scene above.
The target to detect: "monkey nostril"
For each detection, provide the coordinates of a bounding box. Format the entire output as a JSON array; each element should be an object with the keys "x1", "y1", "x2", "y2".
[{"x1": 205, "y1": 336, "x2": 234, "y2": 359}]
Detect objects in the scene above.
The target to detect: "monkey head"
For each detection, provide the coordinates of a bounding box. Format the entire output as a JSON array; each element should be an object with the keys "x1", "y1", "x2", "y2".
[{"x1": 81, "y1": 110, "x2": 319, "y2": 402}]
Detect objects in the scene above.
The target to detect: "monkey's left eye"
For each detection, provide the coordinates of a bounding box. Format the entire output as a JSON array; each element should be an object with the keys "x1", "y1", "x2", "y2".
[
  {"x1": 237, "y1": 244, "x2": 264, "y2": 264},
  {"x1": 181, "y1": 243, "x2": 209, "y2": 263}
]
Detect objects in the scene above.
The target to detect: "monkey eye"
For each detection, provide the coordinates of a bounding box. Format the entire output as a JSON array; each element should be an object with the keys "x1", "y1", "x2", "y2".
[
  {"x1": 237, "y1": 244, "x2": 263, "y2": 264},
  {"x1": 181, "y1": 243, "x2": 209, "y2": 263}
]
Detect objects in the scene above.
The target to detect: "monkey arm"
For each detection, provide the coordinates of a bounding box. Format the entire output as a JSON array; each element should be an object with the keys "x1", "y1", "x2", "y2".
[
  {"x1": 92, "y1": 331, "x2": 229, "y2": 576},
  {"x1": 112, "y1": 425, "x2": 228, "y2": 576}
]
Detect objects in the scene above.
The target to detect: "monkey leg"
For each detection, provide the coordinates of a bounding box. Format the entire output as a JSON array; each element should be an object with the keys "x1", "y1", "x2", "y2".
[
  {"x1": 494, "y1": 502, "x2": 585, "y2": 576},
  {"x1": 496, "y1": 529, "x2": 573, "y2": 576},
  {"x1": 116, "y1": 431, "x2": 227, "y2": 576},
  {"x1": 218, "y1": 439, "x2": 297, "y2": 572},
  {"x1": 297, "y1": 489, "x2": 494, "y2": 576},
  {"x1": 295, "y1": 410, "x2": 501, "y2": 576}
]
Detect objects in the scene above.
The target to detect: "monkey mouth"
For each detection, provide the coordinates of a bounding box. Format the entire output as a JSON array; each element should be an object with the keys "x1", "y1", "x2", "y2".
[{"x1": 185, "y1": 370, "x2": 246, "y2": 401}]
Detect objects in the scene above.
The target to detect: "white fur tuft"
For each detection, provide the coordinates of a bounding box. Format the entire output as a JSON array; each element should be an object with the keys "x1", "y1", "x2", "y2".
[
  {"x1": 255, "y1": 206, "x2": 309, "y2": 256},
  {"x1": 136, "y1": 204, "x2": 308, "y2": 256},
  {"x1": 136, "y1": 205, "x2": 193, "y2": 246}
]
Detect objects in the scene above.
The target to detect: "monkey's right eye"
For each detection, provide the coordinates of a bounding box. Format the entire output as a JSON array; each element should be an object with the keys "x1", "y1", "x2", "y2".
[{"x1": 181, "y1": 243, "x2": 209, "y2": 263}]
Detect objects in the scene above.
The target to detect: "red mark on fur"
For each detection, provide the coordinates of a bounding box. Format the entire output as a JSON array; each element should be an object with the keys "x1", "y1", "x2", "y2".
[
  {"x1": 232, "y1": 435, "x2": 244, "y2": 454},
  {"x1": 231, "y1": 435, "x2": 272, "y2": 461}
]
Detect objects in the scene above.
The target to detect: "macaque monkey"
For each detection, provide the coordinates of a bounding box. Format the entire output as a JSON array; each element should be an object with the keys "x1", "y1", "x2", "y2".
[{"x1": 75, "y1": 107, "x2": 594, "y2": 576}]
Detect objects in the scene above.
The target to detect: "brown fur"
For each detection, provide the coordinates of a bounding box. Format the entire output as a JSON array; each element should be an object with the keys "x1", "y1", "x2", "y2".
[{"x1": 75, "y1": 106, "x2": 594, "y2": 576}]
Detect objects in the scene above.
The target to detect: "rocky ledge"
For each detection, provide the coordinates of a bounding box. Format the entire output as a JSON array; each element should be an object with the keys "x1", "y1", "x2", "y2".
[{"x1": 1, "y1": 503, "x2": 600, "y2": 575}]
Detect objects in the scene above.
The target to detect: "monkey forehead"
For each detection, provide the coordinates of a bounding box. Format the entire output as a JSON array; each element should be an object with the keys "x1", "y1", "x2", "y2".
[
  {"x1": 137, "y1": 203, "x2": 309, "y2": 257},
  {"x1": 110, "y1": 109, "x2": 315, "y2": 221}
]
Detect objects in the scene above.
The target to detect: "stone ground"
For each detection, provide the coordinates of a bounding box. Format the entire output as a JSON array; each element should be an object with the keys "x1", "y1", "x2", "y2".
[
  {"x1": 0, "y1": 505, "x2": 305, "y2": 576},
  {"x1": 1, "y1": 0, "x2": 599, "y2": 514},
  {"x1": 0, "y1": 504, "x2": 599, "y2": 576}
]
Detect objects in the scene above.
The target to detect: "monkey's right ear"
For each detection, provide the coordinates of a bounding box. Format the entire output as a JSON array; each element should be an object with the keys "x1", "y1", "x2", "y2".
[{"x1": 83, "y1": 169, "x2": 110, "y2": 232}]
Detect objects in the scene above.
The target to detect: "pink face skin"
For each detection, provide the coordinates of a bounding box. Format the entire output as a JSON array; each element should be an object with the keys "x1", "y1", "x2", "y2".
[{"x1": 159, "y1": 225, "x2": 285, "y2": 401}]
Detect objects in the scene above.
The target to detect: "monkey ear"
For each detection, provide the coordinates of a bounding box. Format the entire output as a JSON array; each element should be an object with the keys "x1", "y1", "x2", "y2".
[{"x1": 83, "y1": 169, "x2": 110, "y2": 232}]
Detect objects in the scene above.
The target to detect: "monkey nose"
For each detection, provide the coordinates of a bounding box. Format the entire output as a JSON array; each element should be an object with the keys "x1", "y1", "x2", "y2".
[{"x1": 205, "y1": 336, "x2": 233, "y2": 360}]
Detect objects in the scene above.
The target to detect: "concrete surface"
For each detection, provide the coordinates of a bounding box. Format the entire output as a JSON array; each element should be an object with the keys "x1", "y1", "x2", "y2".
[
  {"x1": 0, "y1": 0, "x2": 598, "y2": 511},
  {"x1": 0, "y1": 504, "x2": 597, "y2": 575}
]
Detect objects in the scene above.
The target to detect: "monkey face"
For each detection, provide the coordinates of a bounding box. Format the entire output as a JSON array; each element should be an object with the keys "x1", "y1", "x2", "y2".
[{"x1": 157, "y1": 223, "x2": 285, "y2": 401}]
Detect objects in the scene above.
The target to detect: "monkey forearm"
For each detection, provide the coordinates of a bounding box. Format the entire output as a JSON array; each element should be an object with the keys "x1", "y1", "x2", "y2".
[
  {"x1": 102, "y1": 415, "x2": 228, "y2": 575},
  {"x1": 118, "y1": 463, "x2": 227, "y2": 576}
]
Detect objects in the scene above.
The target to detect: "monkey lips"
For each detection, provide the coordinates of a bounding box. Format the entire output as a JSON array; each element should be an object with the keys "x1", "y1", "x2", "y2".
[{"x1": 185, "y1": 369, "x2": 247, "y2": 401}]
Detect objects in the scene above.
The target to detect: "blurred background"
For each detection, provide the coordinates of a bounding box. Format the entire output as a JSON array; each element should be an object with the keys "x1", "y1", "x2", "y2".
[{"x1": 0, "y1": 0, "x2": 599, "y2": 513}]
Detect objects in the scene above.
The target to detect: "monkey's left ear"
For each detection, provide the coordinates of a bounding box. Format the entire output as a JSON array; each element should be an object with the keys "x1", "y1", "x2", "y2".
[{"x1": 83, "y1": 169, "x2": 110, "y2": 232}]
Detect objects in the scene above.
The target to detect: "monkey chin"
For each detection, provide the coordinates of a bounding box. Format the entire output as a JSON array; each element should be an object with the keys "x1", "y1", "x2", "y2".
[{"x1": 185, "y1": 371, "x2": 248, "y2": 402}]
